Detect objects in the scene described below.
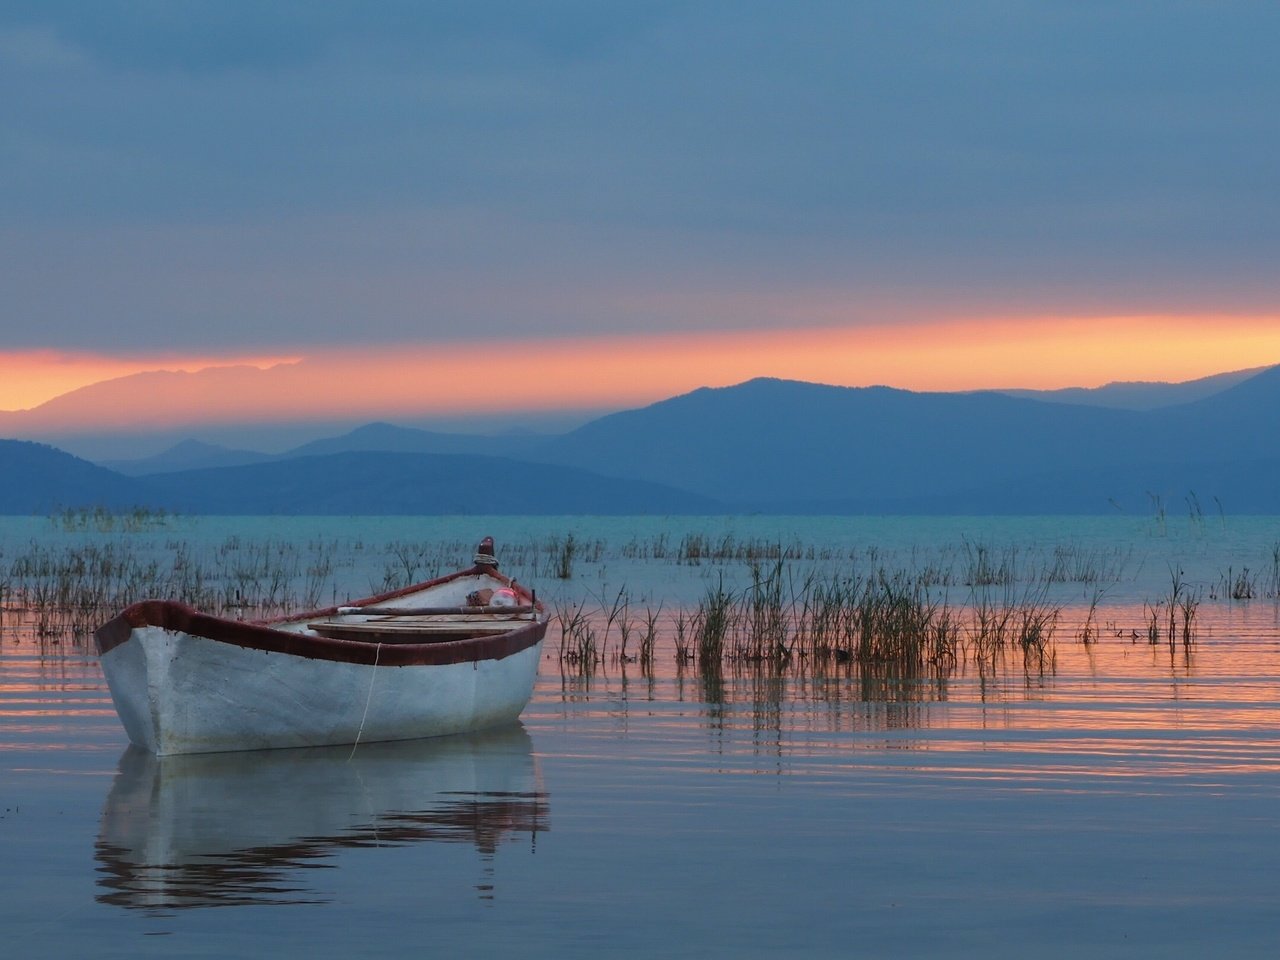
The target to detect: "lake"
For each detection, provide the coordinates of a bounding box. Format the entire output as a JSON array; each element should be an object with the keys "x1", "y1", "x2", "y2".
[{"x1": 2, "y1": 515, "x2": 1280, "y2": 957}]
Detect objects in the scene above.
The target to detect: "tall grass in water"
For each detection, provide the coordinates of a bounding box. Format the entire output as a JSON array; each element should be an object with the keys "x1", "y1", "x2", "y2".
[
  {"x1": 854, "y1": 572, "x2": 952, "y2": 666},
  {"x1": 786, "y1": 570, "x2": 960, "y2": 671},
  {"x1": 552, "y1": 533, "x2": 577, "y2": 579},
  {"x1": 4, "y1": 536, "x2": 345, "y2": 643},
  {"x1": 1219, "y1": 566, "x2": 1257, "y2": 601},
  {"x1": 1167, "y1": 568, "x2": 1201, "y2": 647},
  {"x1": 638, "y1": 606, "x2": 662, "y2": 671},
  {"x1": 968, "y1": 580, "x2": 1059, "y2": 668},
  {"x1": 672, "y1": 609, "x2": 694, "y2": 663},
  {"x1": 52, "y1": 505, "x2": 172, "y2": 533},
  {"x1": 963, "y1": 541, "x2": 1016, "y2": 587},
  {"x1": 1077, "y1": 587, "x2": 1106, "y2": 644},
  {"x1": 556, "y1": 599, "x2": 598, "y2": 671},
  {"x1": 734, "y1": 561, "x2": 791, "y2": 665},
  {"x1": 1137, "y1": 569, "x2": 1201, "y2": 647},
  {"x1": 694, "y1": 577, "x2": 734, "y2": 672}
]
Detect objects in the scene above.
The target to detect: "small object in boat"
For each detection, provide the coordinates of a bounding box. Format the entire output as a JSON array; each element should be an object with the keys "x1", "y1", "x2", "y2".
[{"x1": 490, "y1": 588, "x2": 520, "y2": 608}]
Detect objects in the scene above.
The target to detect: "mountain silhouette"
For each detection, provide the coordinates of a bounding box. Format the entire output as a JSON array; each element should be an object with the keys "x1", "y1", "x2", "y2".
[
  {"x1": 0, "y1": 441, "x2": 149, "y2": 513},
  {"x1": 0, "y1": 444, "x2": 720, "y2": 515},
  {"x1": 5, "y1": 366, "x2": 1280, "y2": 514}
]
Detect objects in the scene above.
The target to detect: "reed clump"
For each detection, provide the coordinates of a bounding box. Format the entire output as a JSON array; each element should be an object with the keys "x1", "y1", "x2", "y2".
[
  {"x1": 1134, "y1": 569, "x2": 1201, "y2": 647},
  {"x1": 694, "y1": 577, "x2": 735, "y2": 671},
  {"x1": 556, "y1": 599, "x2": 598, "y2": 670},
  {"x1": 677, "y1": 567, "x2": 966, "y2": 673},
  {"x1": 552, "y1": 533, "x2": 577, "y2": 580},
  {"x1": 3, "y1": 536, "x2": 345, "y2": 642},
  {"x1": 963, "y1": 541, "x2": 1016, "y2": 587},
  {"x1": 51, "y1": 505, "x2": 172, "y2": 533},
  {"x1": 678, "y1": 535, "x2": 811, "y2": 566}
]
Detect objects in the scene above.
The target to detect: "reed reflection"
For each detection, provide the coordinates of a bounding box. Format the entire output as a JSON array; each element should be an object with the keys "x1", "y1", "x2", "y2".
[{"x1": 94, "y1": 724, "x2": 548, "y2": 912}]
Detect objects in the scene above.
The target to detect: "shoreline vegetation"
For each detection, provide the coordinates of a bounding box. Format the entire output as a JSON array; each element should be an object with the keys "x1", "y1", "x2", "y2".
[{"x1": 6, "y1": 510, "x2": 1279, "y2": 682}]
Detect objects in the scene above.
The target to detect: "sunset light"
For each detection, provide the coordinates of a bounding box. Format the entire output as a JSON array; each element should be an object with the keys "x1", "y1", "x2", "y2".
[
  {"x1": 3, "y1": 316, "x2": 1278, "y2": 430},
  {"x1": 0, "y1": 350, "x2": 302, "y2": 412}
]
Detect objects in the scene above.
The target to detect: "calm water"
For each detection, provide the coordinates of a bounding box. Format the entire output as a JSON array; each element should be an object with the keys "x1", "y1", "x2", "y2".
[{"x1": 3, "y1": 517, "x2": 1280, "y2": 957}]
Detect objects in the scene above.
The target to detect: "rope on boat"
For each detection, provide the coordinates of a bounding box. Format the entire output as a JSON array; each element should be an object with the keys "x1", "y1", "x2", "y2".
[{"x1": 347, "y1": 641, "x2": 382, "y2": 762}]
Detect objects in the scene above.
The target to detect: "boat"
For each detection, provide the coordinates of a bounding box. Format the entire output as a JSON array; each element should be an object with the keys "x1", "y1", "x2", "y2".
[{"x1": 95, "y1": 537, "x2": 547, "y2": 756}]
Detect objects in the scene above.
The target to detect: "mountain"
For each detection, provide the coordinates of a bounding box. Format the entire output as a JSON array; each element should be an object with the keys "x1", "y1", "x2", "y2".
[
  {"x1": 97, "y1": 423, "x2": 546, "y2": 476},
  {"x1": 0, "y1": 443, "x2": 720, "y2": 515},
  {"x1": 0, "y1": 440, "x2": 149, "y2": 513},
  {"x1": 8, "y1": 365, "x2": 1280, "y2": 515},
  {"x1": 283, "y1": 422, "x2": 540, "y2": 459},
  {"x1": 0, "y1": 362, "x2": 595, "y2": 461},
  {"x1": 534, "y1": 378, "x2": 1144, "y2": 504},
  {"x1": 98, "y1": 439, "x2": 274, "y2": 476},
  {"x1": 999, "y1": 365, "x2": 1273, "y2": 410},
  {"x1": 530, "y1": 368, "x2": 1280, "y2": 512},
  {"x1": 0, "y1": 366, "x2": 283, "y2": 432},
  {"x1": 138, "y1": 452, "x2": 721, "y2": 515}
]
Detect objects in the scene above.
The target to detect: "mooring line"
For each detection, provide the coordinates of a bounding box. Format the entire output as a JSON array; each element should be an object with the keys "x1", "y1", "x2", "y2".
[{"x1": 347, "y1": 641, "x2": 382, "y2": 761}]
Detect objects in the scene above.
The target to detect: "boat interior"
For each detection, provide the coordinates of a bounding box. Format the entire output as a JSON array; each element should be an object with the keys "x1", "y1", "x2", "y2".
[{"x1": 305, "y1": 610, "x2": 538, "y2": 644}]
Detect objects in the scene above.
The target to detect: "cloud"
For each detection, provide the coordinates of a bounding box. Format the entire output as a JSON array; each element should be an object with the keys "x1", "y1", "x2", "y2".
[{"x1": 1, "y1": 3, "x2": 1278, "y2": 355}]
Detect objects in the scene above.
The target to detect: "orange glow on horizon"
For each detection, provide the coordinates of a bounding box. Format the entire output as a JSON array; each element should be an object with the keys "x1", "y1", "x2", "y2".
[
  {"x1": 2, "y1": 315, "x2": 1279, "y2": 431},
  {"x1": 0, "y1": 350, "x2": 302, "y2": 411}
]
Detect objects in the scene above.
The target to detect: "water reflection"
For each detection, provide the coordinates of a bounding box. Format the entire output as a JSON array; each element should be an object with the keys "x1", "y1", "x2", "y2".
[{"x1": 95, "y1": 725, "x2": 548, "y2": 912}]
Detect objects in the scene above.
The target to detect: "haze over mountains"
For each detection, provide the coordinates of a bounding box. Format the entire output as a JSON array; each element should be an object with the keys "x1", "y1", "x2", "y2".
[{"x1": 2, "y1": 364, "x2": 1278, "y2": 515}]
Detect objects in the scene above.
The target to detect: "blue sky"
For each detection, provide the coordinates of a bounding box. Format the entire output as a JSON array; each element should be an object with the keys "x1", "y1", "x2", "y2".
[{"x1": 1, "y1": 1, "x2": 1277, "y2": 364}]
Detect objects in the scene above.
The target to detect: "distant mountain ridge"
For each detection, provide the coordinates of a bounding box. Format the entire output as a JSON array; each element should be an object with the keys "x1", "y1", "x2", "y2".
[
  {"x1": 999, "y1": 365, "x2": 1273, "y2": 410},
  {"x1": 530, "y1": 368, "x2": 1280, "y2": 511},
  {"x1": 140, "y1": 451, "x2": 722, "y2": 515},
  {"x1": 98, "y1": 439, "x2": 274, "y2": 476},
  {"x1": 2, "y1": 359, "x2": 1271, "y2": 461},
  {"x1": 0, "y1": 440, "x2": 147, "y2": 513},
  {"x1": 5, "y1": 364, "x2": 1280, "y2": 515},
  {"x1": 99, "y1": 423, "x2": 536, "y2": 476},
  {"x1": 0, "y1": 444, "x2": 721, "y2": 515}
]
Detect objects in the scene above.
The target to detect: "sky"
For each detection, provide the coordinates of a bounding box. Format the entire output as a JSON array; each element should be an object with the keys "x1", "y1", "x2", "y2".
[{"x1": 2, "y1": 2, "x2": 1279, "y2": 428}]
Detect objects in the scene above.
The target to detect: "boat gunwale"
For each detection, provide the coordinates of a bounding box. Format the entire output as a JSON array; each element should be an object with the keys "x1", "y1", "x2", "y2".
[{"x1": 95, "y1": 563, "x2": 547, "y2": 668}]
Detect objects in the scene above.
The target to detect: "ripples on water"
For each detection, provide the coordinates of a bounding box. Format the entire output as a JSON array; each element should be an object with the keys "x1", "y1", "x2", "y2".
[{"x1": 3, "y1": 597, "x2": 1280, "y2": 955}]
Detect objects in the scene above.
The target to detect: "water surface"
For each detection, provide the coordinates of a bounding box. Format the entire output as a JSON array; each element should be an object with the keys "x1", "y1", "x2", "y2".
[{"x1": 2, "y1": 517, "x2": 1280, "y2": 957}]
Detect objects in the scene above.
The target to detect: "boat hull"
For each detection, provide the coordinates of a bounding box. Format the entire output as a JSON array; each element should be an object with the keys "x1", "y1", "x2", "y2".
[{"x1": 100, "y1": 624, "x2": 543, "y2": 755}]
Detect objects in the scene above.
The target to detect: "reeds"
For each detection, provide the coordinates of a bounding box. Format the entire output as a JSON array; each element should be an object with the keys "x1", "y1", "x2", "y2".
[
  {"x1": 694, "y1": 577, "x2": 734, "y2": 671},
  {"x1": 51, "y1": 505, "x2": 172, "y2": 533},
  {"x1": 556, "y1": 598, "x2": 598, "y2": 670},
  {"x1": 1135, "y1": 568, "x2": 1201, "y2": 647},
  {"x1": 1077, "y1": 587, "x2": 1105, "y2": 644},
  {"x1": 551, "y1": 533, "x2": 577, "y2": 579},
  {"x1": 675, "y1": 567, "x2": 967, "y2": 672},
  {"x1": 0, "y1": 525, "x2": 1228, "y2": 675},
  {"x1": 543, "y1": 551, "x2": 1101, "y2": 690},
  {"x1": 2, "y1": 535, "x2": 345, "y2": 643}
]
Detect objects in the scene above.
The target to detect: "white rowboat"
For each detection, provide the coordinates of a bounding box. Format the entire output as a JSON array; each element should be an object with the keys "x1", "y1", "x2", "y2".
[{"x1": 95, "y1": 537, "x2": 547, "y2": 756}]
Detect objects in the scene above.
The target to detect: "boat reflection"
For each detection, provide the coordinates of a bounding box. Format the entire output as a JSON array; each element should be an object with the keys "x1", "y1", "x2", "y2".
[{"x1": 95, "y1": 724, "x2": 548, "y2": 911}]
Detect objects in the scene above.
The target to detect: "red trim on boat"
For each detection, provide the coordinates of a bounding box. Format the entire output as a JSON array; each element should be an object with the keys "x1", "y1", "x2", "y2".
[
  {"x1": 94, "y1": 564, "x2": 545, "y2": 667},
  {"x1": 95, "y1": 600, "x2": 545, "y2": 666}
]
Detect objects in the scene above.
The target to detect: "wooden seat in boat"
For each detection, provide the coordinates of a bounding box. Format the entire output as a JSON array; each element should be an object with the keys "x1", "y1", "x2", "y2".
[{"x1": 307, "y1": 616, "x2": 532, "y2": 644}]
